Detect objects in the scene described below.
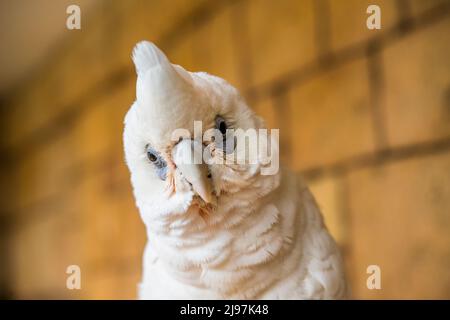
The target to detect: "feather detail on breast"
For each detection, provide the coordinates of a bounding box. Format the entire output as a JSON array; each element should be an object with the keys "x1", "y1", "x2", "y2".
[{"x1": 299, "y1": 187, "x2": 348, "y2": 299}]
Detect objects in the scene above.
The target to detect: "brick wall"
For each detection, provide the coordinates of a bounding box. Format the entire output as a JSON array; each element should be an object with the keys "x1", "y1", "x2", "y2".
[{"x1": 0, "y1": 0, "x2": 449, "y2": 299}]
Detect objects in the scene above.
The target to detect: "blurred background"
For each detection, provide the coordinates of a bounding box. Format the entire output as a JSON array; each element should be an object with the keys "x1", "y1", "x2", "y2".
[{"x1": 0, "y1": 0, "x2": 449, "y2": 299}]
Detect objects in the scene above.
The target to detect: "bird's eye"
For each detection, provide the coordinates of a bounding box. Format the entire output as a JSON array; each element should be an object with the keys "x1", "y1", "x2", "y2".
[
  {"x1": 215, "y1": 116, "x2": 227, "y2": 135},
  {"x1": 146, "y1": 146, "x2": 167, "y2": 180},
  {"x1": 214, "y1": 116, "x2": 235, "y2": 154},
  {"x1": 147, "y1": 150, "x2": 158, "y2": 162}
]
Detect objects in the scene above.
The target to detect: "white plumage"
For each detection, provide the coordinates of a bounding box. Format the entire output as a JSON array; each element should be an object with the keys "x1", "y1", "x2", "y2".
[{"x1": 123, "y1": 41, "x2": 347, "y2": 299}]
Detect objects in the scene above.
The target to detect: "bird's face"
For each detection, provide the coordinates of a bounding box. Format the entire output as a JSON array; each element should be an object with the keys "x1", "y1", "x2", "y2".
[{"x1": 123, "y1": 42, "x2": 274, "y2": 221}]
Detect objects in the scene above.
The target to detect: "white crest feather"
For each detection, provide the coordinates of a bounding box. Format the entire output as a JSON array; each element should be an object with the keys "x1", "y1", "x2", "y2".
[{"x1": 132, "y1": 41, "x2": 168, "y2": 76}]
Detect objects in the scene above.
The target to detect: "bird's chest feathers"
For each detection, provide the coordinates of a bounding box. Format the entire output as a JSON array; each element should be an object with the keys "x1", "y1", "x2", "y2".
[{"x1": 144, "y1": 194, "x2": 297, "y2": 296}]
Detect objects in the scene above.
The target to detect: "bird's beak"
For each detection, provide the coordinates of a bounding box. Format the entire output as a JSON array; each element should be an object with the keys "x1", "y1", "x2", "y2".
[{"x1": 172, "y1": 139, "x2": 216, "y2": 205}]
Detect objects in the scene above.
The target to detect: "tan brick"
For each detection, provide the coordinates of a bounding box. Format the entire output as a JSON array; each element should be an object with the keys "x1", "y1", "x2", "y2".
[
  {"x1": 82, "y1": 268, "x2": 118, "y2": 299},
  {"x1": 307, "y1": 175, "x2": 347, "y2": 245},
  {"x1": 80, "y1": 160, "x2": 146, "y2": 263},
  {"x1": 58, "y1": 19, "x2": 115, "y2": 107},
  {"x1": 11, "y1": 154, "x2": 143, "y2": 299},
  {"x1": 75, "y1": 172, "x2": 123, "y2": 264},
  {"x1": 114, "y1": 193, "x2": 147, "y2": 261},
  {"x1": 9, "y1": 209, "x2": 83, "y2": 298},
  {"x1": 53, "y1": 2, "x2": 123, "y2": 118},
  {"x1": 253, "y1": 97, "x2": 278, "y2": 129},
  {"x1": 94, "y1": 77, "x2": 135, "y2": 163},
  {"x1": 72, "y1": 78, "x2": 134, "y2": 162},
  {"x1": 191, "y1": 3, "x2": 242, "y2": 89},
  {"x1": 5, "y1": 23, "x2": 115, "y2": 150},
  {"x1": 13, "y1": 75, "x2": 133, "y2": 209},
  {"x1": 253, "y1": 96, "x2": 295, "y2": 166},
  {"x1": 382, "y1": 17, "x2": 450, "y2": 147},
  {"x1": 83, "y1": 267, "x2": 141, "y2": 299},
  {"x1": 347, "y1": 151, "x2": 450, "y2": 299},
  {"x1": 247, "y1": 0, "x2": 316, "y2": 87},
  {"x1": 166, "y1": 28, "x2": 197, "y2": 72},
  {"x1": 15, "y1": 129, "x2": 76, "y2": 208},
  {"x1": 288, "y1": 58, "x2": 376, "y2": 171},
  {"x1": 73, "y1": 104, "x2": 113, "y2": 163},
  {"x1": 115, "y1": 0, "x2": 209, "y2": 70},
  {"x1": 4, "y1": 72, "x2": 61, "y2": 148},
  {"x1": 0, "y1": 233, "x2": 11, "y2": 297},
  {"x1": 329, "y1": 0, "x2": 398, "y2": 51},
  {"x1": 71, "y1": 156, "x2": 144, "y2": 262}
]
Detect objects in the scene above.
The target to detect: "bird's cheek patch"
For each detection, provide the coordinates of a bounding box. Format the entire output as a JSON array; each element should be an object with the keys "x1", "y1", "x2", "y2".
[{"x1": 157, "y1": 166, "x2": 167, "y2": 180}]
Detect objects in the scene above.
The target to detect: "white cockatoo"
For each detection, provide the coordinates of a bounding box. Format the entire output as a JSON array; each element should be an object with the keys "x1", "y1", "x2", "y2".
[{"x1": 123, "y1": 41, "x2": 347, "y2": 299}]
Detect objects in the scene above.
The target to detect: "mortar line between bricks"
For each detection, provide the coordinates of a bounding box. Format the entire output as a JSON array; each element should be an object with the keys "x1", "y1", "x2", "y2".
[
  {"x1": 395, "y1": 0, "x2": 413, "y2": 23},
  {"x1": 230, "y1": 0, "x2": 253, "y2": 100},
  {"x1": 3, "y1": 135, "x2": 450, "y2": 232},
  {"x1": 2, "y1": 1, "x2": 450, "y2": 166},
  {"x1": 366, "y1": 44, "x2": 389, "y2": 149},
  {"x1": 273, "y1": 88, "x2": 293, "y2": 166},
  {"x1": 301, "y1": 136, "x2": 450, "y2": 182},
  {"x1": 248, "y1": 1, "x2": 450, "y2": 101},
  {"x1": 337, "y1": 173, "x2": 354, "y2": 266},
  {"x1": 313, "y1": 0, "x2": 332, "y2": 58}
]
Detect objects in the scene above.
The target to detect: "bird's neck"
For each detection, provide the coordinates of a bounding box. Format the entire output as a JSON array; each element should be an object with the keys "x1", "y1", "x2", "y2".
[{"x1": 143, "y1": 171, "x2": 304, "y2": 297}]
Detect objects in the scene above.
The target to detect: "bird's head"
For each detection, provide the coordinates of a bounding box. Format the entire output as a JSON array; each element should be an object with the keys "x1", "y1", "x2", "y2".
[{"x1": 124, "y1": 41, "x2": 278, "y2": 221}]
